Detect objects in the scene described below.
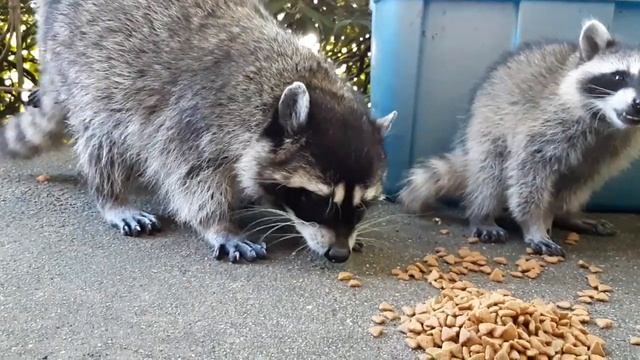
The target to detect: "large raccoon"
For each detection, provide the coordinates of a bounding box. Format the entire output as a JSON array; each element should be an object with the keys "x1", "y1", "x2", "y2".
[
  {"x1": 400, "y1": 19, "x2": 640, "y2": 255},
  {"x1": 1, "y1": 0, "x2": 397, "y2": 263}
]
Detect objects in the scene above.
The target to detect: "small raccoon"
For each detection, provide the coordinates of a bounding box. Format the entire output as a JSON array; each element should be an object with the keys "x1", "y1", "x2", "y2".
[
  {"x1": 1, "y1": 0, "x2": 397, "y2": 263},
  {"x1": 400, "y1": 19, "x2": 640, "y2": 255}
]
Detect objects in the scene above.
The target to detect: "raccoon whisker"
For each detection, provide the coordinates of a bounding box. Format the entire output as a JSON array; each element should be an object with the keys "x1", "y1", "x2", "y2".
[
  {"x1": 242, "y1": 215, "x2": 292, "y2": 230},
  {"x1": 586, "y1": 84, "x2": 615, "y2": 95},
  {"x1": 267, "y1": 234, "x2": 303, "y2": 247},
  {"x1": 258, "y1": 222, "x2": 298, "y2": 243},
  {"x1": 358, "y1": 213, "x2": 406, "y2": 227},
  {"x1": 242, "y1": 221, "x2": 295, "y2": 237},
  {"x1": 291, "y1": 243, "x2": 309, "y2": 256}
]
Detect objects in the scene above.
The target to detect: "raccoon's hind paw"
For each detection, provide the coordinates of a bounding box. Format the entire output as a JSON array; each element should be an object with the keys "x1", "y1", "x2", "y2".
[
  {"x1": 554, "y1": 217, "x2": 617, "y2": 237},
  {"x1": 471, "y1": 225, "x2": 508, "y2": 243},
  {"x1": 210, "y1": 233, "x2": 267, "y2": 263},
  {"x1": 524, "y1": 236, "x2": 565, "y2": 256},
  {"x1": 104, "y1": 207, "x2": 162, "y2": 237}
]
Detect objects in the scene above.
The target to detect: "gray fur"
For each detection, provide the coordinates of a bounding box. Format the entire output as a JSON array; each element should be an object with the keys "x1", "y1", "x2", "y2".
[
  {"x1": 3, "y1": 0, "x2": 394, "y2": 263},
  {"x1": 401, "y1": 20, "x2": 640, "y2": 255}
]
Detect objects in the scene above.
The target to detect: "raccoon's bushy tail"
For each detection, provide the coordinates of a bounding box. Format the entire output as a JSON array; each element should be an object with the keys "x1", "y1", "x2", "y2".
[
  {"x1": 0, "y1": 91, "x2": 66, "y2": 159},
  {"x1": 398, "y1": 149, "x2": 468, "y2": 213}
]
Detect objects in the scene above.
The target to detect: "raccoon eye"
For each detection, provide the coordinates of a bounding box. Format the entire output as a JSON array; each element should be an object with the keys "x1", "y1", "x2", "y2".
[{"x1": 612, "y1": 72, "x2": 626, "y2": 82}]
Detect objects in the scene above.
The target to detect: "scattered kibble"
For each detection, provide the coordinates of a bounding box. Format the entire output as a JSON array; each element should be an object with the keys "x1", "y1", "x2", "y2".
[
  {"x1": 566, "y1": 232, "x2": 581, "y2": 242},
  {"x1": 595, "y1": 318, "x2": 614, "y2": 329},
  {"x1": 556, "y1": 301, "x2": 572, "y2": 309},
  {"x1": 371, "y1": 283, "x2": 608, "y2": 358},
  {"x1": 489, "y1": 268, "x2": 505, "y2": 283},
  {"x1": 337, "y1": 272, "x2": 353, "y2": 281},
  {"x1": 631, "y1": 337, "x2": 640, "y2": 346},
  {"x1": 35, "y1": 174, "x2": 51, "y2": 183},
  {"x1": 589, "y1": 265, "x2": 604, "y2": 273},
  {"x1": 369, "y1": 326, "x2": 384, "y2": 337},
  {"x1": 348, "y1": 279, "x2": 362, "y2": 288},
  {"x1": 439, "y1": 229, "x2": 450, "y2": 235},
  {"x1": 467, "y1": 236, "x2": 480, "y2": 244},
  {"x1": 493, "y1": 257, "x2": 508, "y2": 265}
]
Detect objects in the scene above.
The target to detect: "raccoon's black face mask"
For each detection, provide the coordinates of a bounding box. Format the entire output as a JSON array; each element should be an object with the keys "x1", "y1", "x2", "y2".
[
  {"x1": 257, "y1": 81, "x2": 396, "y2": 263},
  {"x1": 573, "y1": 20, "x2": 640, "y2": 128}
]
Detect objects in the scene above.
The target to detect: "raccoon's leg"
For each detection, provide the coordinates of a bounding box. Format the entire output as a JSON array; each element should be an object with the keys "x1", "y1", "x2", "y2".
[
  {"x1": 506, "y1": 154, "x2": 565, "y2": 256},
  {"x1": 553, "y1": 215, "x2": 616, "y2": 236},
  {"x1": 166, "y1": 165, "x2": 267, "y2": 263},
  {"x1": 75, "y1": 133, "x2": 161, "y2": 236},
  {"x1": 464, "y1": 143, "x2": 508, "y2": 243},
  {"x1": 552, "y1": 187, "x2": 617, "y2": 236}
]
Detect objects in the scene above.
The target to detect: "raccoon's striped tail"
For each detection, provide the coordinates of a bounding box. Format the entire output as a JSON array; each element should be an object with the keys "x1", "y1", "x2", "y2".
[
  {"x1": 0, "y1": 91, "x2": 66, "y2": 159},
  {"x1": 398, "y1": 149, "x2": 468, "y2": 213}
]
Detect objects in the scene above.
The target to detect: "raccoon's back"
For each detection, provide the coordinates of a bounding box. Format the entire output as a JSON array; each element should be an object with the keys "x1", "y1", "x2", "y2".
[
  {"x1": 45, "y1": 0, "x2": 311, "y2": 123},
  {"x1": 470, "y1": 43, "x2": 579, "y2": 128}
]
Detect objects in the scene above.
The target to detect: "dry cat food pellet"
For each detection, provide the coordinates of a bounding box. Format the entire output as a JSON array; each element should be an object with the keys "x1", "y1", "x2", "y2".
[
  {"x1": 378, "y1": 302, "x2": 395, "y2": 312},
  {"x1": 493, "y1": 257, "x2": 508, "y2": 265},
  {"x1": 337, "y1": 272, "x2": 353, "y2": 281},
  {"x1": 489, "y1": 268, "x2": 505, "y2": 283},
  {"x1": 371, "y1": 315, "x2": 386, "y2": 324},
  {"x1": 543, "y1": 256, "x2": 563, "y2": 264},
  {"x1": 556, "y1": 301, "x2": 572, "y2": 309},
  {"x1": 578, "y1": 260, "x2": 590, "y2": 269},
  {"x1": 566, "y1": 232, "x2": 581, "y2": 242},
  {"x1": 432, "y1": 217, "x2": 442, "y2": 225},
  {"x1": 587, "y1": 274, "x2": 600, "y2": 289},
  {"x1": 595, "y1": 318, "x2": 614, "y2": 329},
  {"x1": 370, "y1": 283, "x2": 608, "y2": 358},
  {"x1": 369, "y1": 326, "x2": 384, "y2": 337},
  {"x1": 391, "y1": 268, "x2": 402, "y2": 276},
  {"x1": 467, "y1": 236, "x2": 480, "y2": 244},
  {"x1": 510, "y1": 271, "x2": 524, "y2": 278},
  {"x1": 631, "y1": 337, "x2": 640, "y2": 345},
  {"x1": 598, "y1": 284, "x2": 613, "y2": 292},
  {"x1": 348, "y1": 279, "x2": 362, "y2": 288},
  {"x1": 589, "y1": 265, "x2": 604, "y2": 273},
  {"x1": 439, "y1": 229, "x2": 451, "y2": 235},
  {"x1": 35, "y1": 174, "x2": 51, "y2": 183}
]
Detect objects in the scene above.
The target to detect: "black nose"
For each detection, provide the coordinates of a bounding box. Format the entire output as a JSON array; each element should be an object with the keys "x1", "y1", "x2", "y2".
[
  {"x1": 325, "y1": 247, "x2": 351, "y2": 263},
  {"x1": 633, "y1": 98, "x2": 640, "y2": 112}
]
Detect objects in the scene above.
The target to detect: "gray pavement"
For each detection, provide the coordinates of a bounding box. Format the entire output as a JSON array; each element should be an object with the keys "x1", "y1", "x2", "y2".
[{"x1": 1, "y1": 149, "x2": 640, "y2": 359}]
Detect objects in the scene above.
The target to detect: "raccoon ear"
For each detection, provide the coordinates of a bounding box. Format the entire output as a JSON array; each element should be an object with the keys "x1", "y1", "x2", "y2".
[
  {"x1": 375, "y1": 111, "x2": 397, "y2": 136},
  {"x1": 278, "y1": 82, "x2": 310, "y2": 134},
  {"x1": 579, "y1": 20, "x2": 613, "y2": 61}
]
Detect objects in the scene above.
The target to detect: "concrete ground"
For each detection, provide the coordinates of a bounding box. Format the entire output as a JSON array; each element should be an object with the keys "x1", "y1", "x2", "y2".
[{"x1": 1, "y1": 149, "x2": 640, "y2": 360}]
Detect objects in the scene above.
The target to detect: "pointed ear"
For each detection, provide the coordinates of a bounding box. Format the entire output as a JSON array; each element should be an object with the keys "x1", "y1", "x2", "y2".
[
  {"x1": 375, "y1": 111, "x2": 397, "y2": 136},
  {"x1": 278, "y1": 82, "x2": 310, "y2": 134},
  {"x1": 579, "y1": 19, "x2": 614, "y2": 61}
]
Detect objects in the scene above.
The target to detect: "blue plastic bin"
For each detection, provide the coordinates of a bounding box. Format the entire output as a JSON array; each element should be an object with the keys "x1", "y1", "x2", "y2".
[{"x1": 370, "y1": 0, "x2": 640, "y2": 212}]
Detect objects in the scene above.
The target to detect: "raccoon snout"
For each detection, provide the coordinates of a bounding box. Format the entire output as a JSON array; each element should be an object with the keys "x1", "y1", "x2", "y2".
[
  {"x1": 324, "y1": 246, "x2": 351, "y2": 263},
  {"x1": 632, "y1": 98, "x2": 640, "y2": 113}
]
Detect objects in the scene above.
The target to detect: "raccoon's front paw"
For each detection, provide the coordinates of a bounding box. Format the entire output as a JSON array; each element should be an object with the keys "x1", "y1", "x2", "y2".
[
  {"x1": 471, "y1": 225, "x2": 508, "y2": 243},
  {"x1": 104, "y1": 207, "x2": 162, "y2": 237},
  {"x1": 210, "y1": 233, "x2": 267, "y2": 263},
  {"x1": 524, "y1": 236, "x2": 565, "y2": 256}
]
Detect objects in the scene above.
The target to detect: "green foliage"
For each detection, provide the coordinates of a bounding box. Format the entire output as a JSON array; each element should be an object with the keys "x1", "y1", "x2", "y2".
[
  {"x1": 1, "y1": 0, "x2": 38, "y2": 120},
  {"x1": 266, "y1": 0, "x2": 372, "y2": 95},
  {"x1": 0, "y1": 0, "x2": 372, "y2": 119}
]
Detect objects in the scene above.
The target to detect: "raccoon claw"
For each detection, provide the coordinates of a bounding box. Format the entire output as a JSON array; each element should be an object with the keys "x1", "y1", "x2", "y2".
[
  {"x1": 472, "y1": 226, "x2": 508, "y2": 243},
  {"x1": 525, "y1": 237, "x2": 565, "y2": 256},
  {"x1": 211, "y1": 235, "x2": 267, "y2": 263},
  {"x1": 107, "y1": 209, "x2": 161, "y2": 237}
]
